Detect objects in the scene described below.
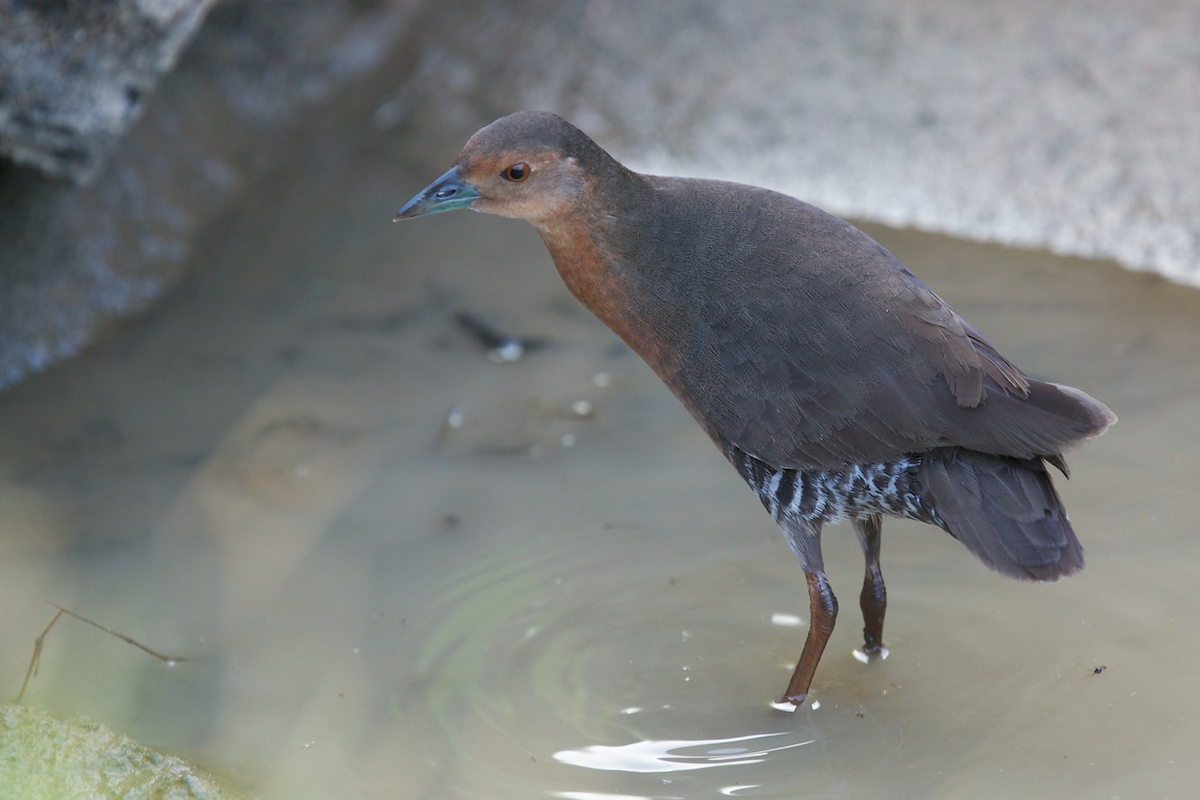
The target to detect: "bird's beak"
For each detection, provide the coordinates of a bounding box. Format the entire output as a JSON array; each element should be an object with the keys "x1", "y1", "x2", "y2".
[{"x1": 393, "y1": 166, "x2": 481, "y2": 221}]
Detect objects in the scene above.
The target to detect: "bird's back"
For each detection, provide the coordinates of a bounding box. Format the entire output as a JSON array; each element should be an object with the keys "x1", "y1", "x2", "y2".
[{"x1": 593, "y1": 175, "x2": 1114, "y2": 473}]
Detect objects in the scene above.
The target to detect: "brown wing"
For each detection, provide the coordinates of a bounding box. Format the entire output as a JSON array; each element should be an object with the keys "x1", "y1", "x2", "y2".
[{"x1": 637, "y1": 179, "x2": 1112, "y2": 471}]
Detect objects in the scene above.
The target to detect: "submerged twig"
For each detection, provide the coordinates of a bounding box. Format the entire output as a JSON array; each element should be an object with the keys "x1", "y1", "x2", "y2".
[
  {"x1": 14, "y1": 603, "x2": 189, "y2": 703},
  {"x1": 49, "y1": 604, "x2": 187, "y2": 663},
  {"x1": 15, "y1": 608, "x2": 64, "y2": 703}
]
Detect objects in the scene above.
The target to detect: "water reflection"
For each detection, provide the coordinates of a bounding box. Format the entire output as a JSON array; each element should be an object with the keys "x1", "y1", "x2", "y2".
[{"x1": 553, "y1": 731, "x2": 815, "y2": 773}]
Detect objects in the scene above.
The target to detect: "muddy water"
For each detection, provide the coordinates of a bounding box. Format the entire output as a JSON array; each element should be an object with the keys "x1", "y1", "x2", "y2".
[{"x1": 1, "y1": 109, "x2": 1198, "y2": 797}]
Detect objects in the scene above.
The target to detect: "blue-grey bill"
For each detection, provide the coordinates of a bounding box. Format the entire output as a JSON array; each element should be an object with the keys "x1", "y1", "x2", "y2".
[{"x1": 394, "y1": 166, "x2": 480, "y2": 221}]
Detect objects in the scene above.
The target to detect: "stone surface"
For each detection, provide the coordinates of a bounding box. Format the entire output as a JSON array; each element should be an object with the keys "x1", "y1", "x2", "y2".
[
  {"x1": 402, "y1": 0, "x2": 1200, "y2": 286},
  {"x1": 0, "y1": 703, "x2": 239, "y2": 798},
  {"x1": 0, "y1": 0, "x2": 217, "y2": 183},
  {"x1": 0, "y1": 0, "x2": 418, "y2": 389}
]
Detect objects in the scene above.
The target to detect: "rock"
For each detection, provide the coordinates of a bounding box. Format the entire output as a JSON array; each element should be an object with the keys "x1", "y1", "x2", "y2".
[
  {"x1": 0, "y1": 703, "x2": 241, "y2": 798},
  {"x1": 0, "y1": 0, "x2": 217, "y2": 184},
  {"x1": 0, "y1": 0, "x2": 417, "y2": 390}
]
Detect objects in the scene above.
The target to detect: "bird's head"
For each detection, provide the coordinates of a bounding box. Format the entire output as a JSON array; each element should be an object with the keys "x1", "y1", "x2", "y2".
[{"x1": 395, "y1": 111, "x2": 619, "y2": 226}]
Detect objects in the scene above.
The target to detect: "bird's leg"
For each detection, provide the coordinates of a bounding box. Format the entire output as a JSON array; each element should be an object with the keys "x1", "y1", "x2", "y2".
[
  {"x1": 780, "y1": 519, "x2": 837, "y2": 706},
  {"x1": 783, "y1": 570, "x2": 838, "y2": 705},
  {"x1": 853, "y1": 515, "x2": 888, "y2": 659}
]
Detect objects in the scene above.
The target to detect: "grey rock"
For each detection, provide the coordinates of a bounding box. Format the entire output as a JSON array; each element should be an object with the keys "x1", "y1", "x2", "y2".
[
  {"x1": 0, "y1": 0, "x2": 216, "y2": 183},
  {"x1": 400, "y1": 0, "x2": 1200, "y2": 286},
  {"x1": 0, "y1": 0, "x2": 418, "y2": 389}
]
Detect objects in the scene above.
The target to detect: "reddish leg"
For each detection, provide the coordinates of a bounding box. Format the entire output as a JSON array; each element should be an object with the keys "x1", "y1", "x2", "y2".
[
  {"x1": 783, "y1": 569, "x2": 839, "y2": 705},
  {"x1": 854, "y1": 515, "x2": 887, "y2": 657}
]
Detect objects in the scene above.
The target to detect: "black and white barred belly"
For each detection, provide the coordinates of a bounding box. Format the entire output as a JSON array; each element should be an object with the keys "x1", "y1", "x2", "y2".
[{"x1": 730, "y1": 446, "x2": 937, "y2": 525}]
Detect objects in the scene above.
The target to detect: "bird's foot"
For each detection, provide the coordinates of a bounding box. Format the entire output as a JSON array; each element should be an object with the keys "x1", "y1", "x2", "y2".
[
  {"x1": 852, "y1": 643, "x2": 890, "y2": 664},
  {"x1": 771, "y1": 692, "x2": 818, "y2": 712}
]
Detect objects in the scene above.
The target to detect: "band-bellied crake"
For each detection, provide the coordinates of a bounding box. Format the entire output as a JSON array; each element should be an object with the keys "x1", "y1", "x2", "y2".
[{"x1": 395, "y1": 111, "x2": 1115, "y2": 707}]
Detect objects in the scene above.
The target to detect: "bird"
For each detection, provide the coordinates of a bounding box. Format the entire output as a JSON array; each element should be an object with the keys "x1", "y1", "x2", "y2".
[{"x1": 394, "y1": 110, "x2": 1115, "y2": 707}]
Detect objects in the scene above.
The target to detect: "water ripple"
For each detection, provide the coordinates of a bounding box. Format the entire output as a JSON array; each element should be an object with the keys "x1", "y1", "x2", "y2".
[{"x1": 394, "y1": 530, "x2": 834, "y2": 797}]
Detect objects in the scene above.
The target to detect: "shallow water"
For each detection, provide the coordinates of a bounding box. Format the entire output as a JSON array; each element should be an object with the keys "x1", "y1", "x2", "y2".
[{"x1": 2, "y1": 103, "x2": 1199, "y2": 798}]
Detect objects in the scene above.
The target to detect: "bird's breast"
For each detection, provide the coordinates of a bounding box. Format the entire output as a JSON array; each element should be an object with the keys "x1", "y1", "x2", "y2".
[{"x1": 536, "y1": 215, "x2": 695, "y2": 411}]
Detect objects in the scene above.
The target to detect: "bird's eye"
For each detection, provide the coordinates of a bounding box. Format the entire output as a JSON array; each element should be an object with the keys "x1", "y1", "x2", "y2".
[{"x1": 501, "y1": 162, "x2": 530, "y2": 182}]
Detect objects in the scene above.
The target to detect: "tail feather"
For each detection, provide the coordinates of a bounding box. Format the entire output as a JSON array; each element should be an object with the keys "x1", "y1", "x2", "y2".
[
  {"x1": 944, "y1": 378, "x2": 1116, "y2": 466},
  {"x1": 921, "y1": 448, "x2": 1084, "y2": 581}
]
